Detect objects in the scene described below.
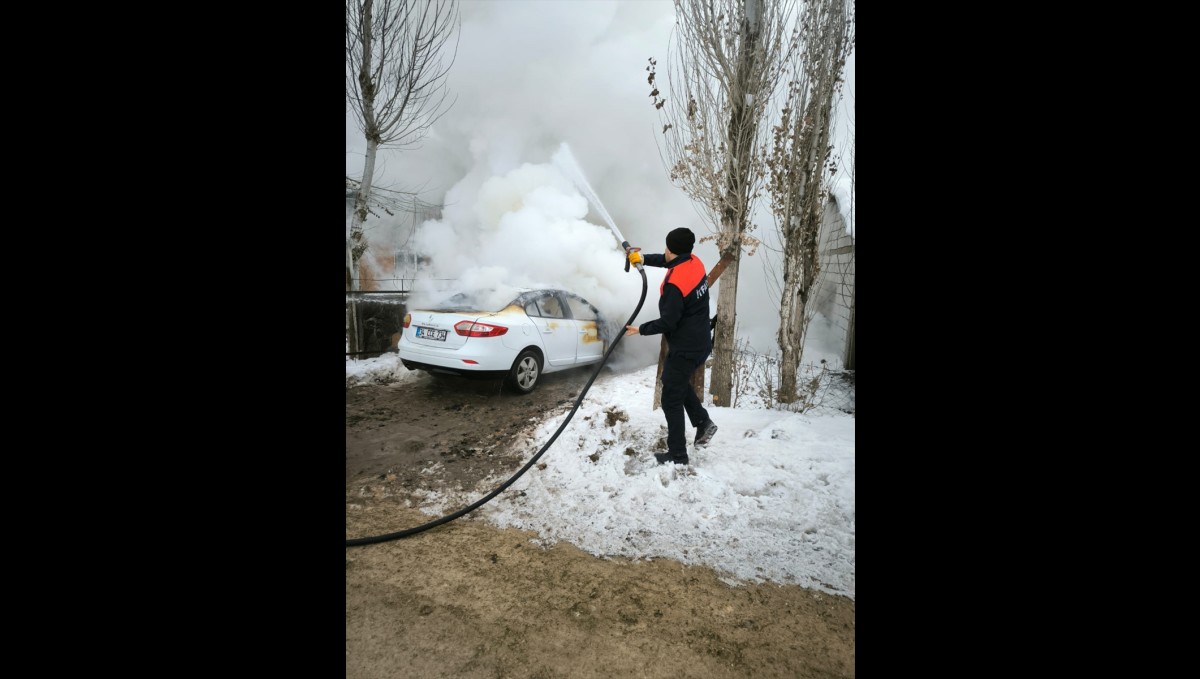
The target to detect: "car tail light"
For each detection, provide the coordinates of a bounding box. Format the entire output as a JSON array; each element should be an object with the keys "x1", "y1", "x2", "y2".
[
  {"x1": 454, "y1": 320, "x2": 508, "y2": 337},
  {"x1": 403, "y1": 313, "x2": 411, "y2": 328}
]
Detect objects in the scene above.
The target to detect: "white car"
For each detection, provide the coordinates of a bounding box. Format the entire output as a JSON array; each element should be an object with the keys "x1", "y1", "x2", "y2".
[{"x1": 398, "y1": 288, "x2": 614, "y2": 394}]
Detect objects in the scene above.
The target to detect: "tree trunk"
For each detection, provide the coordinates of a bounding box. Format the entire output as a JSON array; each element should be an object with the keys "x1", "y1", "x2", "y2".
[
  {"x1": 347, "y1": 138, "x2": 380, "y2": 355},
  {"x1": 777, "y1": 87, "x2": 834, "y2": 403},
  {"x1": 708, "y1": 2, "x2": 762, "y2": 408},
  {"x1": 347, "y1": 244, "x2": 361, "y2": 357},
  {"x1": 688, "y1": 252, "x2": 735, "y2": 405},
  {"x1": 777, "y1": 234, "x2": 810, "y2": 400},
  {"x1": 771, "y1": 0, "x2": 853, "y2": 402}
]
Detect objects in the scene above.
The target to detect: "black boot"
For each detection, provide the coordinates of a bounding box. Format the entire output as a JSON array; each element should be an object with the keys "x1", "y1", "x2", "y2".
[
  {"x1": 694, "y1": 419, "x2": 719, "y2": 447},
  {"x1": 654, "y1": 452, "x2": 689, "y2": 466}
]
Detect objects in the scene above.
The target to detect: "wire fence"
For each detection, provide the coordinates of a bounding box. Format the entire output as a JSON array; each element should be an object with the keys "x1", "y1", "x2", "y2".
[
  {"x1": 347, "y1": 278, "x2": 460, "y2": 293},
  {"x1": 346, "y1": 294, "x2": 409, "y2": 357},
  {"x1": 344, "y1": 282, "x2": 459, "y2": 356}
]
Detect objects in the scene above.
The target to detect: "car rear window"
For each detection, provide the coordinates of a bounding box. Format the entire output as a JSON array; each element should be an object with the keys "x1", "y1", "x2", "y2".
[{"x1": 428, "y1": 291, "x2": 518, "y2": 313}]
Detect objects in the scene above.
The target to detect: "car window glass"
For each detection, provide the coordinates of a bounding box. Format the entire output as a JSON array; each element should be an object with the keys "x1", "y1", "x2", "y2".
[
  {"x1": 432, "y1": 292, "x2": 470, "y2": 310},
  {"x1": 524, "y1": 301, "x2": 541, "y2": 317},
  {"x1": 537, "y1": 295, "x2": 565, "y2": 319},
  {"x1": 565, "y1": 295, "x2": 597, "y2": 321}
]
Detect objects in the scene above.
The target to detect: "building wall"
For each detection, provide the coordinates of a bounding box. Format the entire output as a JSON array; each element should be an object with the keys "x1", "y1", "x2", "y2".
[
  {"x1": 812, "y1": 195, "x2": 855, "y2": 368},
  {"x1": 357, "y1": 249, "x2": 397, "y2": 292}
]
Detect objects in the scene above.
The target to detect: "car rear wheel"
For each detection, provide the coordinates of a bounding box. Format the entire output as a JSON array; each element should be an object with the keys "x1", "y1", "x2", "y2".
[{"x1": 506, "y1": 349, "x2": 542, "y2": 394}]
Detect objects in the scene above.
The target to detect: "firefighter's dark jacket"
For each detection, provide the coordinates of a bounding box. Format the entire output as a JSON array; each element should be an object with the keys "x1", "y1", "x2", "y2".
[{"x1": 637, "y1": 253, "x2": 711, "y2": 354}]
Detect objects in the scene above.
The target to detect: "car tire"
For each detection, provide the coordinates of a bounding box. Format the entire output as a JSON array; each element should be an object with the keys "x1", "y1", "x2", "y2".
[{"x1": 505, "y1": 349, "x2": 542, "y2": 394}]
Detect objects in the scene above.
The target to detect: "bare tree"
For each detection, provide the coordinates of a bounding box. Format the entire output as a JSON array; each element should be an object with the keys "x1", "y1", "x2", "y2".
[
  {"x1": 764, "y1": 0, "x2": 854, "y2": 403},
  {"x1": 346, "y1": 0, "x2": 459, "y2": 353},
  {"x1": 648, "y1": 0, "x2": 798, "y2": 407}
]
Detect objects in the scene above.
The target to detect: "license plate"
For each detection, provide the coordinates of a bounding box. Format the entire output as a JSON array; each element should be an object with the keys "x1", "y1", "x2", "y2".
[{"x1": 415, "y1": 326, "x2": 447, "y2": 341}]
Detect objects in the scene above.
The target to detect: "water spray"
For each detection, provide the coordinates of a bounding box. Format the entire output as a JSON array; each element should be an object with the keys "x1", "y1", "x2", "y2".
[{"x1": 551, "y1": 143, "x2": 644, "y2": 273}]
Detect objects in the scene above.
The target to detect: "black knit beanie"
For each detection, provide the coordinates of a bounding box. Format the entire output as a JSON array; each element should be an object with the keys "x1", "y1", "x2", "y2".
[{"x1": 666, "y1": 227, "x2": 695, "y2": 255}]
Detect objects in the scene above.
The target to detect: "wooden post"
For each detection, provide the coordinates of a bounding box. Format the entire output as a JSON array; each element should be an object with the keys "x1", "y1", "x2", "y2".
[{"x1": 652, "y1": 337, "x2": 668, "y2": 411}]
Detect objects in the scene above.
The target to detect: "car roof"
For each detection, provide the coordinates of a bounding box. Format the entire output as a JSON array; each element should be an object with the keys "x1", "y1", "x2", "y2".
[
  {"x1": 514, "y1": 288, "x2": 564, "y2": 301},
  {"x1": 424, "y1": 287, "x2": 585, "y2": 312}
]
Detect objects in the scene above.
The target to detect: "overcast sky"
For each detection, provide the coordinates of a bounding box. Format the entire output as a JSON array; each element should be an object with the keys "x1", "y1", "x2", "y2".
[
  {"x1": 348, "y1": 354, "x2": 855, "y2": 600},
  {"x1": 346, "y1": 0, "x2": 855, "y2": 365}
]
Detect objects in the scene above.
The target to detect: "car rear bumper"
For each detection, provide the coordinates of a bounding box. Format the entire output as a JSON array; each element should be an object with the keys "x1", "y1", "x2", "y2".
[
  {"x1": 398, "y1": 358, "x2": 509, "y2": 381},
  {"x1": 397, "y1": 336, "x2": 516, "y2": 372}
]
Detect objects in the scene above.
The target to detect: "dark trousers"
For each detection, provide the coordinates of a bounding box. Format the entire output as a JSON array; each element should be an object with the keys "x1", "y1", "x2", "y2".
[{"x1": 661, "y1": 349, "x2": 710, "y2": 458}]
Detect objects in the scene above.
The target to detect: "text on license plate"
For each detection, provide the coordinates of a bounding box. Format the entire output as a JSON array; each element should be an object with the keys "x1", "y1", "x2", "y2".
[{"x1": 415, "y1": 326, "x2": 447, "y2": 341}]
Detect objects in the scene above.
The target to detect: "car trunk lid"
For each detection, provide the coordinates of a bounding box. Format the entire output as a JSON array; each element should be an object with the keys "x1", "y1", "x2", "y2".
[{"x1": 407, "y1": 310, "x2": 482, "y2": 350}]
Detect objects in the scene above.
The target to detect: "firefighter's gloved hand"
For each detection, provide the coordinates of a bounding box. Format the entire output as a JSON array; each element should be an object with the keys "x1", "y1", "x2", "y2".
[{"x1": 627, "y1": 248, "x2": 643, "y2": 267}]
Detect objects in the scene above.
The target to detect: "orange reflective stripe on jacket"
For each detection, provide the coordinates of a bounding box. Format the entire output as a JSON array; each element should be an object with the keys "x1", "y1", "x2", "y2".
[{"x1": 661, "y1": 255, "x2": 706, "y2": 297}]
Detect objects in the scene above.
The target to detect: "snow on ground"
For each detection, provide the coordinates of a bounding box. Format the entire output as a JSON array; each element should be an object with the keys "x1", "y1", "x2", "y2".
[{"x1": 348, "y1": 354, "x2": 855, "y2": 599}]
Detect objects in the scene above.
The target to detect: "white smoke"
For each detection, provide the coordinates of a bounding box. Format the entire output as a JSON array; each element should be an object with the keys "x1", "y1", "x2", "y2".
[{"x1": 408, "y1": 152, "x2": 666, "y2": 370}]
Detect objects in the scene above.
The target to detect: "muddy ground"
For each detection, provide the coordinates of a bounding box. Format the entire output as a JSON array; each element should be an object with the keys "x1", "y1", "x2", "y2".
[{"x1": 346, "y1": 366, "x2": 855, "y2": 678}]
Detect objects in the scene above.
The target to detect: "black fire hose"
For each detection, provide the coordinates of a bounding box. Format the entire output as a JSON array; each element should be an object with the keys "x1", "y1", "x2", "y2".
[{"x1": 346, "y1": 265, "x2": 649, "y2": 546}]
